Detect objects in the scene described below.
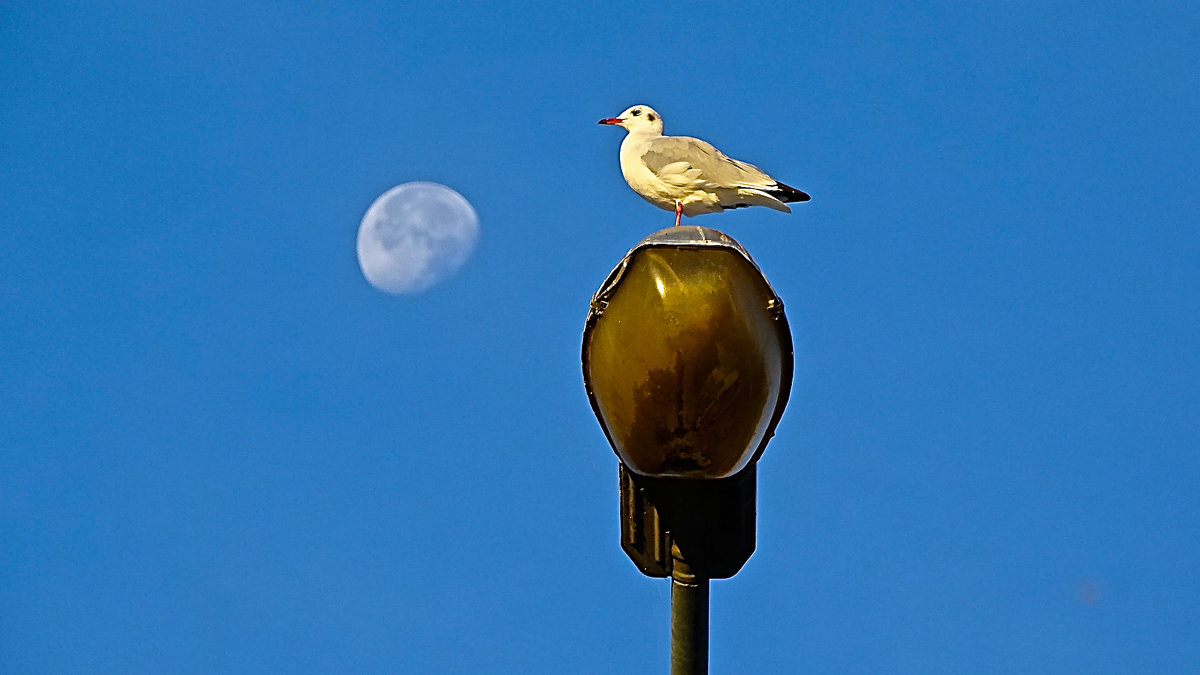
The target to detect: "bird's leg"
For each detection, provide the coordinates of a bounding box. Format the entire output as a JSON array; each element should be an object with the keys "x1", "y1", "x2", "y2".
[{"x1": 674, "y1": 200, "x2": 682, "y2": 227}]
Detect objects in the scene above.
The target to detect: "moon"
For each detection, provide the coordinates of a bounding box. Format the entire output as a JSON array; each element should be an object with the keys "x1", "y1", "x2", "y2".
[{"x1": 356, "y1": 182, "x2": 480, "y2": 294}]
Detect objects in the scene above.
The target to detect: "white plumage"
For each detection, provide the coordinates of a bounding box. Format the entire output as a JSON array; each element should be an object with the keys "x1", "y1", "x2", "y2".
[{"x1": 598, "y1": 105, "x2": 809, "y2": 227}]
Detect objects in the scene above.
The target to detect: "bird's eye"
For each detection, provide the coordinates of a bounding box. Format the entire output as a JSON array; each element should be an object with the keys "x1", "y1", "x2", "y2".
[
  {"x1": 631, "y1": 109, "x2": 642, "y2": 116},
  {"x1": 647, "y1": 113, "x2": 656, "y2": 121}
]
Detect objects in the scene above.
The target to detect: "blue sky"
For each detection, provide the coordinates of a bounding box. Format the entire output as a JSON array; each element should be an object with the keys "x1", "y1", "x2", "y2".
[{"x1": 2, "y1": 1, "x2": 1198, "y2": 672}]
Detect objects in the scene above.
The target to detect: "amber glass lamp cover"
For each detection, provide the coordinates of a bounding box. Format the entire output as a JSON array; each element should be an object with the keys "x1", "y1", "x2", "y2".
[{"x1": 582, "y1": 226, "x2": 793, "y2": 479}]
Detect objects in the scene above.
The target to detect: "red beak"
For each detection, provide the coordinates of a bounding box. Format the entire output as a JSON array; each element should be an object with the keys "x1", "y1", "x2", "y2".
[{"x1": 597, "y1": 118, "x2": 622, "y2": 125}]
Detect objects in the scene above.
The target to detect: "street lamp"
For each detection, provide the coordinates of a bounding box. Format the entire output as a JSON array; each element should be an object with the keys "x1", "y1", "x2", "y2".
[{"x1": 582, "y1": 225, "x2": 794, "y2": 674}]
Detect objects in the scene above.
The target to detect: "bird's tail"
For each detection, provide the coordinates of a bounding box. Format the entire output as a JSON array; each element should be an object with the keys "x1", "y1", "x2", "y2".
[{"x1": 772, "y1": 181, "x2": 811, "y2": 203}]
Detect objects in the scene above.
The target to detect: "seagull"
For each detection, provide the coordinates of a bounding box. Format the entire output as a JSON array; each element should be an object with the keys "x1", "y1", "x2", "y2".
[{"x1": 598, "y1": 105, "x2": 810, "y2": 228}]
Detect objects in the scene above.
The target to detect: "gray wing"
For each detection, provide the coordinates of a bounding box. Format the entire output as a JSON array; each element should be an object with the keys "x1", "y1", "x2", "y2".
[{"x1": 640, "y1": 136, "x2": 778, "y2": 190}]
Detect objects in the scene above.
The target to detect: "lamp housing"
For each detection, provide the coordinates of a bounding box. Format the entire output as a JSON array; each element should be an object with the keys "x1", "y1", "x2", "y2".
[{"x1": 582, "y1": 226, "x2": 793, "y2": 479}]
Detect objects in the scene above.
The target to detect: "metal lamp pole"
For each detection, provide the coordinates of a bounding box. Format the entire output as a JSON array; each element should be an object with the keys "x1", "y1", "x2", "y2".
[{"x1": 671, "y1": 555, "x2": 709, "y2": 675}]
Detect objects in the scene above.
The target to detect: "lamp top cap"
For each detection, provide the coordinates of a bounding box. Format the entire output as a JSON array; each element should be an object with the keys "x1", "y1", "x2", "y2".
[
  {"x1": 634, "y1": 225, "x2": 746, "y2": 254},
  {"x1": 591, "y1": 226, "x2": 777, "y2": 309}
]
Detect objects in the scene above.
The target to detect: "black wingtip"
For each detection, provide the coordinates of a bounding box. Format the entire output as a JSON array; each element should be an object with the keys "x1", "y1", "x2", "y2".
[{"x1": 773, "y1": 181, "x2": 811, "y2": 203}]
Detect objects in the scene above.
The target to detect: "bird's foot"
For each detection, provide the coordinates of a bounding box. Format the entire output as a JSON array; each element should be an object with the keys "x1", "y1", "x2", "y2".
[{"x1": 673, "y1": 201, "x2": 682, "y2": 227}]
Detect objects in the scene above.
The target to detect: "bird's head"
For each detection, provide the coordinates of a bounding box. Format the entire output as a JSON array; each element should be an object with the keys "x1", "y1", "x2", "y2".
[{"x1": 597, "y1": 105, "x2": 663, "y2": 135}]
